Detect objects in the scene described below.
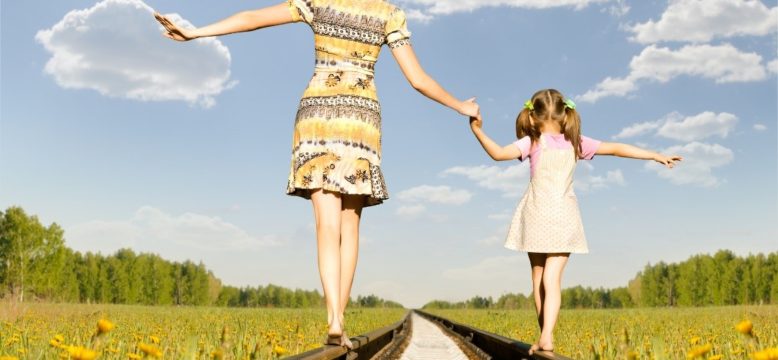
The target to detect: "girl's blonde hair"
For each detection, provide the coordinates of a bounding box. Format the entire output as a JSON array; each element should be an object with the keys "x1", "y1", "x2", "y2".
[{"x1": 516, "y1": 89, "x2": 582, "y2": 159}]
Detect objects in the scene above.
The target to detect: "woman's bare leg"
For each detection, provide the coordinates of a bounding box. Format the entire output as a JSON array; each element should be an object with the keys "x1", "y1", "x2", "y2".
[
  {"x1": 528, "y1": 252, "x2": 547, "y2": 331},
  {"x1": 311, "y1": 189, "x2": 344, "y2": 336},
  {"x1": 338, "y1": 195, "x2": 364, "y2": 321},
  {"x1": 537, "y1": 253, "x2": 569, "y2": 352}
]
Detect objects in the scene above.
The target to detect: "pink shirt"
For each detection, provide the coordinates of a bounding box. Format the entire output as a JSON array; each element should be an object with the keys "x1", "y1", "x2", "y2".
[{"x1": 514, "y1": 133, "x2": 602, "y2": 177}]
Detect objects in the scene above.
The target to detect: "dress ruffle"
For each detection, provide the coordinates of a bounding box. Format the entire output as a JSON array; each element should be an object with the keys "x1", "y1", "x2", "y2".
[{"x1": 286, "y1": 152, "x2": 388, "y2": 207}]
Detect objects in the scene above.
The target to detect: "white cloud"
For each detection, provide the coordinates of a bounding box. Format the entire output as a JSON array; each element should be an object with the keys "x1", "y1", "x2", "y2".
[
  {"x1": 442, "y1": 164, "x2": 530, "y2": 197},
  {"x1": 405, "y1": 8, "x2": 434, "y2": 23},
  {"x1": 66, "y1": 206, "x2": 279, "y2": 256},
  {"x1": 396, "y1": 204, "x2": 427, "y2": 218},
  {"x1": 754, "y1": 123, "x2": 768, "y2": 131},
  {"x1": 578, "y1": 44, "x2": 769, "y2": 103},
  {"x1": 769, "y1": 59, "x2": 778, "y2": 74},
  {"x1": 396, "y1": 185, "x2": 473, "y2": 205},
  {"x1": 657, "y1": 112, "x2": 738, "y2": 141},
  {"x1": 629, "y1": 0, "x2": 778, "y2": 44},
  {"x1": 645, "y1": 142, "x2": 734, "y2": 187},
  {"x1": 443, "y1": 256, "x2": 521, "y2": 281},
  {"x1": 477, "y1": 224, "x2": 511, "y2": 246},
  {"x1": 402, "y1": 0, "x2": 610, "y2": 15},
  {"x1": 613, "y1": 119, "x2": 663, "y2": 139},
  {"x1": 606, "y1": 0, "x2": 630, "y2": 16},
  {"x1": 575, "y1": 162, "x2": 625, "y2": 192},
  {"x1": 488, "y1": 211, "x2": 511, "y2": 220},
  {"x1": 35, "y1": 0, "x2": 235, "y2": 108},
  {"x1": 614, "y1": 111, "x2": 738, "y2": 142}
]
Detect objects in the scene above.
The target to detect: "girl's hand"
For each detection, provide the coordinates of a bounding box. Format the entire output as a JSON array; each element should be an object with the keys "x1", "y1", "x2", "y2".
[
  {"x1": 654, "y1": 154, "x2": 683, "y2": 168},
  {"x1": 154, "y1": 12, "x2": 196, "y2": 41},
  {"x1": 469, "y1": 115, "x2": 483, "y2": 130},
  {"x1": 458, "y1": 97, "x2": 480, "y2": 117}
]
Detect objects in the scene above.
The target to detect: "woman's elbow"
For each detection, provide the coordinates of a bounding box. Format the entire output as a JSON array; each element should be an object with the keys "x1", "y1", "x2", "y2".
[{"x1": 408, "y1": 74, "x2": 429, "y2": 91}]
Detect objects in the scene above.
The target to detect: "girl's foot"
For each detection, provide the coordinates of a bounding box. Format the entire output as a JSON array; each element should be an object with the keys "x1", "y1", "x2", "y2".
[{"x1": 341, "y1": 331, "x2": 354, "y2": 350}]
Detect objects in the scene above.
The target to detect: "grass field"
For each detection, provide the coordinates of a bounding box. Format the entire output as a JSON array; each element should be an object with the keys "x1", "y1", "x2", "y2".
[
  {"x1": 427, "y1": 306, "x2": 778, "y2": 359},
  {"x1": 0, "y1": 302, "x2": 407, "y2": 359},
  {"x1": 3, "y1": 303, "x2": 777, "y2": 359}
]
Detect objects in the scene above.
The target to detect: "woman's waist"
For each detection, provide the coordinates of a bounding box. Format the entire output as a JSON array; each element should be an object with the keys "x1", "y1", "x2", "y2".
[{"x1": 304, "y1": 70, "x2": 378, "y2": 96}]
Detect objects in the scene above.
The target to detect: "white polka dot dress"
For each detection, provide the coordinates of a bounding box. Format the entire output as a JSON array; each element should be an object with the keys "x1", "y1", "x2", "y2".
[{"x1": 505, "y1": 136, "x2": 589, "y2": 254}]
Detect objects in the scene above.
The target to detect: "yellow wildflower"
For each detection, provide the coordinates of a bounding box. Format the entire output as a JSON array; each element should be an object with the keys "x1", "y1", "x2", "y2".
[
  {"x1": 752, "y1": 348, "x2": 778, "y2": 360},
  {"x1": 0, "y1": 356, "x2": 20, "y2": 360},
  {"x1": 67, "y1": 346, "x2": 99, "y2": 360},
  {"x1": 709, "y1": 355, "x2": 722, "y2": 360},
  {"x1": 689, "y1": 336, "x2": 701, "y2": 345},
  {"x1": 138, "y1": 343, "x2": 162, "y2": 358},
  {"x1": 273, "y1": 345, "x2": 289, "y2": 357},
  {"x1": 54, "y1": 334, "x2": 65, "y2": 342},
  {"x1": 127, "y1": 354, "x2": 142, "y2": 360},
  {"x1": 97, "y1": 319, "x2": 115, "y2": 335},
  {"x1": 687, "y1": 344, "x2": 712, "y2": 359},
  {"x1": 211, "y1": 348, "x2": 224, "y2": 360},
  {"x1": 149, "y1": 335, "x2": 160, "y2": 344},
  {"x1": 736, "y1": 320, "x2": 754, "y2": 337}
]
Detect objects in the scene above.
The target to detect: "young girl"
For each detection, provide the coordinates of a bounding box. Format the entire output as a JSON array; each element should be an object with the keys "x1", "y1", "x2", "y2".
[
  {"x1": 469, "y1": 89, "x2": 681, "y2": 354},
  {"x1": 154, "y1": 0, "x2": 479, "y2": 349}
]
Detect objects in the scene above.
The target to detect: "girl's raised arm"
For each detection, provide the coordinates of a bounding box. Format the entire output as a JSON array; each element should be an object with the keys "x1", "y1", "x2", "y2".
[
  {"x1": 596, "y1": 142, "x2": 682, "y2": 168},
  {"x1": 469, "y1": 116, "x2": 523, "y2": 161},
  {"x1": 390, "y1": 45, "x2": 480, "y2": 117},
  {"x1": 154, "y1": 3, "x2": 293, "y2": 41}
]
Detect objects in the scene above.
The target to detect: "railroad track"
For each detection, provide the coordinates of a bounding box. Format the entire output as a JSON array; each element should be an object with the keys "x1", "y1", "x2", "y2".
[{"x1": 285, "y1": 310, "x2": 573, "y2": 360}]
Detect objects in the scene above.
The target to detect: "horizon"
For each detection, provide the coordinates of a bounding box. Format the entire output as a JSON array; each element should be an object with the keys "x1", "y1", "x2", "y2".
[{"x1": 2, "y1": 0, "x2": 776, "y2": 309}]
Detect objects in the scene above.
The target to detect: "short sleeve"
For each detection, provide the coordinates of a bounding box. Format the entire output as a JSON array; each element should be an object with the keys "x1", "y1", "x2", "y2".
[
  {"x1": 514, "y1": 136, "x2": 532, "y2": 161},
  {"x1": 580, "y1": 135, "x2": 602, "y2": 160},
  {"x1": 385, "y1": 7, "x2": 411, "y2": 48},
  {"x1": 288, "y1": 0, "x2": 313, "y2": 24}
]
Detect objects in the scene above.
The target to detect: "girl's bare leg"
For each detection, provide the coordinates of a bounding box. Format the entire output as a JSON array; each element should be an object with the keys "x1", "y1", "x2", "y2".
[
  {"x1": 311, "y1": 189, "x2": 344, "y2": 336},
  {"x1": 537, "y1": 253, "x2": 570, "y2": 352},
  {"x1": 528, "y1": 252, "x2": 547, "y2": 331}
]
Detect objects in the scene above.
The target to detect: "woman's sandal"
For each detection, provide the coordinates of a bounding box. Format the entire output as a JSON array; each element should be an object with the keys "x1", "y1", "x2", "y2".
[
  {"x1": 528, "y1": 344, "x2": 554, "y2": 355},
  {"x1": 324, "y1": 332, "x2": 354, "y2": 350},
  {"x1": 325, "y1": 333, "x2": 343, "y2": 346}
]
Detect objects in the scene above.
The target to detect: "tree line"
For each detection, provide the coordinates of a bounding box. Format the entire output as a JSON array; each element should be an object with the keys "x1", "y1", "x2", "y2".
[
  {"x1": 0, "y1": 206, "x2": 402, "y2": 308},
  {"x1": 423, "y1": 250, "x2": 778, "y2": 310}
]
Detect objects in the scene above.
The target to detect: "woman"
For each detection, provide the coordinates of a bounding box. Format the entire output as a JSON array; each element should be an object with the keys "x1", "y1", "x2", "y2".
[{"x1": 155, "y1": 0, "x2": 479, "y2": 348}]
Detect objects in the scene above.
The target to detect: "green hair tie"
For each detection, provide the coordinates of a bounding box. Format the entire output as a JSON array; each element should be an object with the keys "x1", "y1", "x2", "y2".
[
  {"x1": 524, "y1": 100, "x2": 534, "y2": 111},
  {"x1": 564, "y1": 99, "x2": 576, "y2": 110}
]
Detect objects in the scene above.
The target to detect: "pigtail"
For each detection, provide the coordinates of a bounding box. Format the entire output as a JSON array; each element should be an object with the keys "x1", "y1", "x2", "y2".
[
  {"x1": 563, "y1": 107, "x2": 583, "y2": 159},
  {"x1": 516, "y1": 107, "x2": 540, "y2": 144}
]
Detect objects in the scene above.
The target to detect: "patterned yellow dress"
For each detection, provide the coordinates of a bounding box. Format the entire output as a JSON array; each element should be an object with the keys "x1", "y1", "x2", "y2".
[{"x1": 285, "y1": 0, "x2": 411, "y2": 207}]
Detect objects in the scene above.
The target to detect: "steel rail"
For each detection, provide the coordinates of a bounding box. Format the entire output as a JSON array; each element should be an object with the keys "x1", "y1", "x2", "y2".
[{"x1": 284, "y1": 310, "x2": 575, "y2": 360}]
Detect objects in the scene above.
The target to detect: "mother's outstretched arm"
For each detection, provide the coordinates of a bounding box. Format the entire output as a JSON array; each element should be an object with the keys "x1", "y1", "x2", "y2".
[
  {"x1": 391, "y1": 45, "x2": 480, "y2": 118},
  {"x1": 154, "y1": 2, "x2": 293, "y2": 41}
]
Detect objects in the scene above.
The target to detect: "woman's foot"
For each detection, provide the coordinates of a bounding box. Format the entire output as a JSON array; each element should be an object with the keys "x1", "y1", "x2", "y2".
[{"x1": 528, "y1": 340, "x2": 554, "y2": 355}]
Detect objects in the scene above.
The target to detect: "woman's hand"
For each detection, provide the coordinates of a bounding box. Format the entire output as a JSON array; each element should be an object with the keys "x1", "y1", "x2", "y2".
[
  {"x1": 458, "y1": 97, "x2": 480, "y2": 117},
  {"x1": 154, "y1": 12, "x2": 196, "y2": 41},
  {"x1": 654, "y1": 154, "x2": 683, "y2": 169}
]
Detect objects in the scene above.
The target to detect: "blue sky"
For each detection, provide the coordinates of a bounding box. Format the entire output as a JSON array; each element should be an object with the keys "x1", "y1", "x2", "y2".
[{"x1": 1, "y1": 0, "x2": 776, "y2": 308}]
